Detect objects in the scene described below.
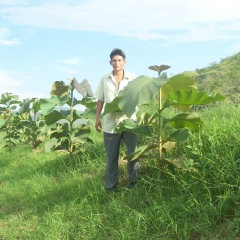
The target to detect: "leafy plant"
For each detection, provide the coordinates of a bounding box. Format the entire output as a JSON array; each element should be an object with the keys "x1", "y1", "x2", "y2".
[
  {"x1": 0, "y1": 93, "x2": 21, "y2": 150},
  {"x1": 16, "y1": 98, "x2": 48, "y2": 149},
  {"x1": 102, "y1": 65, "x2": 225, "y2": 167},
  {"x1": 40, "y1": 78, "x2": 96, "y2": 159}
]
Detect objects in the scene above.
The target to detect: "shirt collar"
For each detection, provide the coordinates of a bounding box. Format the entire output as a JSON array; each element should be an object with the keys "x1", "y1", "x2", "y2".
[{"x1": 107, "y1": 70, "x2": 130, "y2": 80}]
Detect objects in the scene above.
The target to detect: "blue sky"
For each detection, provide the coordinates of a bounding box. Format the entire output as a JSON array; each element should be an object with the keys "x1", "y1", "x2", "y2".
[{"x1": 1, "y1": 0, "x2": 240, "y2": 101}]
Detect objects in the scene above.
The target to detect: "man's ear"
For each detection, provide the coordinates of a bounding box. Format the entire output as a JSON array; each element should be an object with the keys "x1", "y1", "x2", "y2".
[{"x1": 109, "y1": 60, "x2": 112, "y2": 65}]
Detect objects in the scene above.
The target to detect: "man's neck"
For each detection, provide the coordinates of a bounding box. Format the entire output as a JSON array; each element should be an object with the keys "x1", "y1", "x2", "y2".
[{"x1": 113, "y1": 69, "x2": 124, "y2": 78}]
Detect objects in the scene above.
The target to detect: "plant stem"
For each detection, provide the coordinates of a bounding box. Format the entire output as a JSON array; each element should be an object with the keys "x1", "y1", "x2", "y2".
[
  {"x1": 158, "y1": 87, "x2": 162, "y2": 171},
  {"x1": 69, "y1": 89, "x2": 74, "y2": 159}
]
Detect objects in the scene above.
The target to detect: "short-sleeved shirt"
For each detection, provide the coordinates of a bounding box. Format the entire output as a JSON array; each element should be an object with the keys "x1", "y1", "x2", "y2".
[{"x1": 95, "y1": 70, "x2": 138, "y2": 133}]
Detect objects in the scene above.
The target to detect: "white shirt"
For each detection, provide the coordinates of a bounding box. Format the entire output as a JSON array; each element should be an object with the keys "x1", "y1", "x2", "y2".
[{"x1": 95, "y1": 70, "x2": 138, "y2": 133}]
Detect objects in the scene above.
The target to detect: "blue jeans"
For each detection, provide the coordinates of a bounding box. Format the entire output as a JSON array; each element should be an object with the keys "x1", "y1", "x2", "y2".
[{"x1": 103, "y1": 131, "x2": 140, "y2": 189}]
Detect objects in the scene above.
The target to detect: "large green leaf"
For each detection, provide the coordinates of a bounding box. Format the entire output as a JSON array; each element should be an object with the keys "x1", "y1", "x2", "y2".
[
  {"x1": 168, "y1": 128, "x2": 190, "y2": 142},
  {"x1": 0, "y1": 139, "x2": 7, "y2": 149},
  {"x1": 0, "y1": 131, "x2": 7, "y2": 141},
  {"x1": 45, "y1": 138, "x2": 58, "y2": 153},
  {"x1": 164, "y1": 89, "x2": 225, "y2": 108},
  {"x1": 124, "y1": 143, "x2": 157, "y2": 160},
  {"x1": 71, "y1": 133, "x2": 89, "y2": 144},
  {"x1": 71, "y1": 136, "x2": 87, "y2": 144},
  {"x1": 118, "y1": 74, "x2": 167, "y2": 117},
  {"x1": 73, "y1": 125, "x2": 91, "y2": 142},
  {"x1": 45, "y1": 110, "x2": 67, "y2": 125},
  {"x1": 50, "y1": 130, "x2": 69, "y2": 139},
  {"x1": 75, "y1": 124, "x2": 90, "y2": 133},
  {"x1": 163, "y1": 113, "x2": 203, "y2": 131},
  {"x1": 115, "y1": 119, "x2": 152, "y2": 137},
  {"x1": 80, "y1": 108, "x2": 96, "y2": 125},
  {"x1": 102, "y1": 97, "x2": 121, "y2": 116},
  {"x1": 161, "y1": 74, "x2": 198, "y2": 111},
  {"x1": 45, "y1": 137, "x2": 69, "y2": 153},
  {"x1": 40, "y1": 95, "x2": 68, "y2": 115},
  {"x1": 162, "y1": 74, "x2": 197, "y2": 96},
  {"x1": 0, "y1": 119, "x2": 5, "y2": 128},
  {"x1": 80, "y1": 97, "x2": 97, "y2": 108}
]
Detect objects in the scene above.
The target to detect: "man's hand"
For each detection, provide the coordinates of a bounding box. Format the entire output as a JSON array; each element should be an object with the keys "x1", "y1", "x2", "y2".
[
  {"x1": 95, "y1": 100, "x2": 104, "y2": 132},
  {"x1": 95, "y1": 118, "x2": 102, "y2": 132}
]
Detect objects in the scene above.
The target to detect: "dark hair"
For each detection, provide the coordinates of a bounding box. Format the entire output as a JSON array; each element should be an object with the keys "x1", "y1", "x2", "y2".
[{"x1": 110, "y1": 48, "x2": 126, "y2": 60}]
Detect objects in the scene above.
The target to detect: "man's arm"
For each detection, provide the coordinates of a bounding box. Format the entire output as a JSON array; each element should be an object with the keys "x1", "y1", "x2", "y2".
[{"x1": 95, "y1": 100, "x2": 104, "y2": 132}]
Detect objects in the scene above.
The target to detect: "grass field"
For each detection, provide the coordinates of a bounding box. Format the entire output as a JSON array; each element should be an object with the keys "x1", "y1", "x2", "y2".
[{"x1": 0, "y1": 101, "x2": 240, "y2": 239}]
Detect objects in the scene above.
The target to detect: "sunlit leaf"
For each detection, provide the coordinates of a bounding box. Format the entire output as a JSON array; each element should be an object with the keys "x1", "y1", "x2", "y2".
[
  {"x1": 162, "y1": 141, "x2": 176, "y2": 152},
  {"x1": 19, "y1": 112, "x2": 31, "y2": 121},
  {"x1": 40, "y1": 95, "x2": 67, "y2": 115},
  {"x1": 167, "y1": 74, "x2": 198, "y2": 91},
  {"x1": 164, "y1": 89, "x2": 225, "y2": 108},
  {"x1": 162, "y1": 74, "x2": 197, "y2": 100},
  {"x1": 50, "y1": 81, "x2": 70, "y2": 99},
  {"x1": 164, "y1": 113, "x2": 203, "y2": 131},
  {"x1": 118, "y1": 74, "x2": 167, "y2": 117}
]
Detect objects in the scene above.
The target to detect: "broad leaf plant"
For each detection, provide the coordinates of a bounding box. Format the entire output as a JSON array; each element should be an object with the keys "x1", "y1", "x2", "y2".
[
  {"x1": 40, "y1": 78, "x2": 96, "y2": 159},
  {"x1": 102, "y1": 65, "x2": 225, "y2": 167}
]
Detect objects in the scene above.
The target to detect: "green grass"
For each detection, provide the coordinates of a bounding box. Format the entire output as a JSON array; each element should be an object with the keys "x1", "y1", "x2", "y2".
[{"x1": 1, "y1": 101, "x2": 240, "y2": 239}]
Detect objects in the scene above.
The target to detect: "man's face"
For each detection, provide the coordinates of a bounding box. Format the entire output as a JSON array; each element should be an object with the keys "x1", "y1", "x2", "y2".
[{"x1": 110, "y1": 55, "x2": 126, "y2": 71}]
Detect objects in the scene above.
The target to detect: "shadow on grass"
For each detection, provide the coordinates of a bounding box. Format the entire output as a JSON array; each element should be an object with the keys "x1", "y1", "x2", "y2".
[
  {"x1": 0, "y1": 139, "x2": 105, "y2": 181},
  {"x1": 0, "y1": 141, "x2": 106, "y2": 217},
  {"x1": 0, "y1": 145, "x2": 161, "y2": 221}
]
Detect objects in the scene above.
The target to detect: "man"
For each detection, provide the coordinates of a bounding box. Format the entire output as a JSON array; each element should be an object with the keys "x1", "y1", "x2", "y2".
[{"x1": 95, "y1": 48, "x2": 140, "y2": 192}]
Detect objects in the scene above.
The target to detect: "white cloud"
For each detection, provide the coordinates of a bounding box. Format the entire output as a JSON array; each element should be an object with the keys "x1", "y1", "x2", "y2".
[
  {"x1": 0, "y1": 70, "x2": 48, "y2": 100},
  {"x1": 61, "y1": 57, "x2": 82, "y2": 65},
  {"x1": 0, "y1": 0, "x2": 240, "y2": 41},
  {"x1": 0, "y1": 27, "x2": 21, "y2": 45},
  {"x1": 0, "y1": 38, "x2": 20, "y2": 45},
  {"x1": 0, "y1": 0, "x2": 26, "y2": 5},
  {"x1": 0, "y1": 70, "x2": 22, "y2": 93},
  {"x1": 0, "y1": 27, "x2": 9, "y2": 37},
  {"x1": 55, "y1": 66, "x2": 78, "y2": 75}
]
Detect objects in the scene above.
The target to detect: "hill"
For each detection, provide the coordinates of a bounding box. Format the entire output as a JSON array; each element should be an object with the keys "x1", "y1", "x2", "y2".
[{"x1": 183, "y1": 52, "x2": 240, "y2": 102}]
